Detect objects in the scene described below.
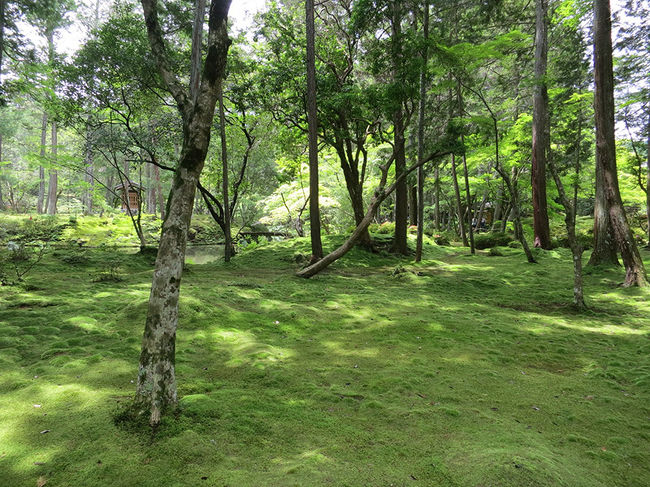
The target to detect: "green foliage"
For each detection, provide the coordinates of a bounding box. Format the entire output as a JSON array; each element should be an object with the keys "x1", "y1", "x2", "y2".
[{"x1": 474, "y1": 231, "x2": 514, "y2": 250}]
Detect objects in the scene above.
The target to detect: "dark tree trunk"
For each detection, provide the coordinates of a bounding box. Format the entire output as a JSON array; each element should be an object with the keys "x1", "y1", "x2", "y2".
[
  {"x1": 390, "y1": 1, "x2": 408, "y2": 255},
  {"x1": 306, "y1": 0, "x2": 322, "y2": 262},
  {"x1": 218, "y1": 86, "x2": 233, "y2": 261},
  {"x1": 135, "y1": 0, "x2": 232, "y2": 425},
  {"x1": 434, "y1": 161, "x2": 440, "y2": 230},
  {"x1": 531, "y1": 0, "x2": 552, "y2": 249},
  {"x1": 592, "y1": 0, "x2": 647, "y2": 286},
  {"x1": 333, "y1": 141, "x2": 372, "y2": 247},
  {"x1": 46, "y1": 121, "x2": 58, "y2": 215},
  {"x1": 646, "y1": 117, "x2": 650, "y2": 247}
]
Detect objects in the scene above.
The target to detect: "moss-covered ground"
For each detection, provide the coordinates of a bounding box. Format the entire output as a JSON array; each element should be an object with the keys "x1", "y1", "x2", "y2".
[{"x1": 1, "y1": 226, "x2": 649, "y2": 486}]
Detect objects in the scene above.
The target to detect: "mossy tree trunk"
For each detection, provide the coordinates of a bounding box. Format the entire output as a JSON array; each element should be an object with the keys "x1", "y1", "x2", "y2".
[{"x1": 135, "y1": 0, "x2": 232, "y2": 425}]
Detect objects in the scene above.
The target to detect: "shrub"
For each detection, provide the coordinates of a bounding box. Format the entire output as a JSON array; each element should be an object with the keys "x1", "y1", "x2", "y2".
[
  {"x1": 433, "y1": 234, "x2": 450, "y2": 246},
  {"x1": 474, "y1": 232, "x2": 514, "y2": 250}
]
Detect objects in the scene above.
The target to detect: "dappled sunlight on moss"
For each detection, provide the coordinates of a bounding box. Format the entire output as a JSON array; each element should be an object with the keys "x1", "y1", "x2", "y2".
[{"x1": 212, "y1": 328, "x2": 294, "y2": 368}]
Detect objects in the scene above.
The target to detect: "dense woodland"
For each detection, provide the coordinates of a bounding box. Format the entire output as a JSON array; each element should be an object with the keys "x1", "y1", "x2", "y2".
[{"x1": 1, "y1": 1, "x2": 650, "y2": 486}]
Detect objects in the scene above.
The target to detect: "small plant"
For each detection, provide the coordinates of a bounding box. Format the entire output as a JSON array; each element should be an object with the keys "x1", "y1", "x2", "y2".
[{"x1": 1, "y1": 240, "x2": 49, "y2": 285}]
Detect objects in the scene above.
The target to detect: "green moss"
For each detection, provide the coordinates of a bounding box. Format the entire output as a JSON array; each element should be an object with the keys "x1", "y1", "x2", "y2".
[{"x1": 0, "y1": 227, "x2": 649, "y2": 486}]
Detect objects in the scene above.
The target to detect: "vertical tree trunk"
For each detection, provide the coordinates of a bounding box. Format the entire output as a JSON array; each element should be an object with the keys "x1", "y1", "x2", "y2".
[
  {"x1": 434, "y1": 162, "x2": 440, "y2": 230},
  {"x1": 218, "y1": 85, "x2": 233, "y2": 261},
  {"x1": 593, "y1": 0, "x2": 647, "y2": 286},
  {"x1": 38, "y1": 113, "x2": 47, "y2": 214},
  {"x1": 646, "y1": 117, "x2": 650, "y2": 247},
  {"x1": 154, "y1": 164, "x2": 164, "y2": 219},
  {"x1": 135, "y1": 0, "x2": 232, "y2": 425},
  {"x1": 390, "y1": 0, "x2": 408, "y2": 255},
  {"x1": 190, "y1": 0, "x2": 207, "y2": 103},
  {"x1": 46, "y1": 121, "x2": 58, "y2": 215},
  {"x1": 531, "y1": 0, "x2": 552, "y2": 249},
  {"x1": 306, "y1": 0, "x2": 322, "y2": 262},
  {"x1": 461, "y1": 138, "x2": 475, "y2": 254},
  {"x1": 415, "y1": 3, "x2": 429, "y2": 263},
  {"x1": 409, "y1": 183, "x2": 418, "y2": 226},
  {"x1": 451, "y1": 154, "x2": 468, "y2": 246},
  {"x1": 0, "y1": 133, "x2": 4, "y2": 210}
]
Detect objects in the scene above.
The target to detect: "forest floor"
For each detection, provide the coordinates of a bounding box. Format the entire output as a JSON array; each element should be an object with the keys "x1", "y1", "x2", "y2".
[{"x1": 1, "y1": 226, "x2": 649, "y2": 486}]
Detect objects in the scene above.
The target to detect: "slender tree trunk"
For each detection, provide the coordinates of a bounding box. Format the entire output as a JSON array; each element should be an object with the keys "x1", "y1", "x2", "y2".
[
  {"x1": 218, "y1": 86, "x2": 233, "y2": 261},
  {"x1": 46, "y1": 121, "x2": 58, "y2": 215},
  {"x1": 461, "y1": 138, "x2": 475, "y2": 254},
  {"x1": 451, "y1": 154, "x2": 468, "y2": 246},
  {"x1": 306, "y1": 0, "x2": 322, "y2": 262},
  {"x1": 38, "y1": 113, "x2": 47, "y2": 214},
  {"x1": 646, "y1": 116, "x2": 650, "y2": 247},
  {"x1": 154, "y1": 164, "x2": 164, "y2": 219},
  {"x1": 390, "y1": 1, "x2": 408, "y2": 255},
  {"x1": 531, "y1": 0, "x2": 552, "y2": 249},
  {"x1": 593, "y1": 0, "x2": 647, "y2": 286},
  {"x1": 0, "y1": 133, "x2": 4, "y2": 210},
  {"x1": 135, "y1": 0, "x2": 232, "y2": 425},
  {"x1": 434, "y1": 161, "x2": 440, "y2": 230},
  {"x1": 415, "y1": 2, "x2": 429, "y2": 264},
  {"x1": 409, "y1": 183, "x2": 418, "y2": 226}
]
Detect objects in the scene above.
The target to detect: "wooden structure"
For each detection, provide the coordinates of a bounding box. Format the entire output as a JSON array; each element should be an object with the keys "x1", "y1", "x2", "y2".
[{"x1": 115, "y1": 182, "x2": 143, "y2": 214}]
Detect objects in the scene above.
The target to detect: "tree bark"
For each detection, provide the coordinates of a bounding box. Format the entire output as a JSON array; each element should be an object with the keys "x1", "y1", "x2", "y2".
[
  {"x1": 646, "y1": 116, "x2": 650, "y2": 247},
  {"x1": 306, "y1": 0, "x2": 322, "y2": 262},
  {"x1": 414, "y1": 1, "x2": 428, "y2": 263},
  {"x1": 390, "y1": 0, "x2": 408, "y2": 255},
  {"x1": 218, "y1": 85, "x2": 233, "y2": 261},
  {"x1": 46, "y1": 121, "x2": 58, "y2": 215},
  {"x1": 0, "y1": 133, "x2": 4, "y2": 210},
  {"x1": 531, "y1": 0, "x2": 552, "y2": 249},
  {"x1": 451, "y1": 154, "x2": 468, "y2": 246},
  {"x1": 434, "y1": 161, "x2": 440, "y2": 230},
  {"x1": 135, "y1": 0, "x2": 232, "y2": 425},
  {"x1": 592, "y1": 0, "x2": 647, "y2": 286}
]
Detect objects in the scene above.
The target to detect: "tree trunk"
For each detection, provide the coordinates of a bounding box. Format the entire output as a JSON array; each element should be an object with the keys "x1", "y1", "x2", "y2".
[
  {"x1": 434, "y1": 161, "x2": 440, "y2": 230},
  {"x1": 390, "y1": 1, "x2": 408, "y2": 255},
  {"x1": 409, "y1": 183, "x2": 418, "y2": 226},
  {"x1": 451, "y1": 154, "x2": 468, "y2": 246},
  {"x1": 0, "y1": 133, "x2": 4, "y2": 210},
  {"x1": 135, "y1": 0, "x2": 232, "y2": 425},
  {"x1": 38, "y1": 113, "x2": 47, "y2": 214},
  {"x1": 306, "y1": 0, "x2": 322, "y2": 262},
  {"x1": 218, "y1": 85, "x2": 233, "y2": 262},
  {"x1": 646, "y1": 117, "x2": 650, "y2": 247},
  {"x1": 593, "y1": 0, "x2": 647, "y2": 286},
  {"x1": 46, "y1": 121, "x2": 58, "y2": 215},
  {"x1": 531, "y1": 0, "x2": 552, "y2": 249},
  {"x1": 461, "y1": 139, "x2": 475, "y2": 254},
  {"x1": 415, "y1": 2, "x2": 429, "y2": 263},
  {"x1": 154, "y1": 164, "x2": 164, "y2": 219}
]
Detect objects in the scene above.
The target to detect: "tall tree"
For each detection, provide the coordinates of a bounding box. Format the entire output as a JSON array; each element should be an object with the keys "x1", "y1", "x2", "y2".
[
  {"x1": 531, "y1": 0, "x2": 551, "y2": 249},
  {"x1": 414, "y1": 2, "x2": 429, "y2": 263},
  {"x1": 390, "y1": 0, "x2": 408, "y2": 255},
  {"x1": 305, "y1": 0, "x2": 322, "y2": 262},
  {"x1": 135, "y1": 0, "x2": 232, "y2": 425},
  {"x1": 592, "y1": 0, "x2": 647, "y2": 286}
]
